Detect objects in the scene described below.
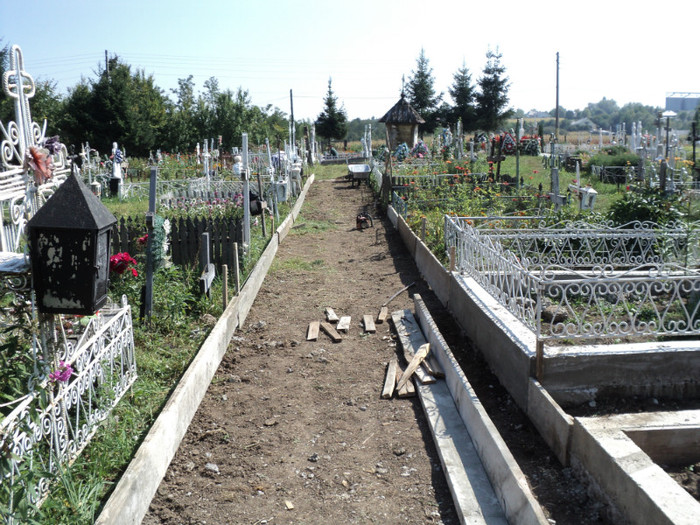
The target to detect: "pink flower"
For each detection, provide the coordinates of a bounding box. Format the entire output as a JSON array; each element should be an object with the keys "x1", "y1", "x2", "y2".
[{"x1": 49, "y1": 361, "x2": 73, "y2": 383}]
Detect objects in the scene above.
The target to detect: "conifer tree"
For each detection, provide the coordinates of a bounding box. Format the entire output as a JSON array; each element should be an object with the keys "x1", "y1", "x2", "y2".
[
  {"x1": 315, "y1": 78, "x2": 348, "y2": 149},
  {"x1": 449, "y1": 62, "x2": 477, "y2": 131},
  {"x1": 406, "y1": 48, "x2": 442, "y2": 135},
  {"x1": 475, "y1": 48, "x2": 513, "y2": 131}
]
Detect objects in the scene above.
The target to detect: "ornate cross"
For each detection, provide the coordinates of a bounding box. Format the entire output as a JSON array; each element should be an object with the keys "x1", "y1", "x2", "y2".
[{"x1": 1, "y1": 45, "x2": 42, "y2": 167}]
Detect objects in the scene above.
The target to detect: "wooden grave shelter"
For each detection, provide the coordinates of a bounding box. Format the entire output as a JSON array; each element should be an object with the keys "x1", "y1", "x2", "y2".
[{"x1": 378, "y1": 93, "x2": 425, "y2": 151}]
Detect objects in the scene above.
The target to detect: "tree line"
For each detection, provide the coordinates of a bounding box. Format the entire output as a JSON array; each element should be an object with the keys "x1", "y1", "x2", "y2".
[
  {"x1": 0, "y1": 45, "x2": 293, "y2": 158},
  {"x1": 313, "y1": 47, "x2": 513, "y2": 145},
  {"x1": 315, "y1": 47, "x2": 700, "y2": 145}
]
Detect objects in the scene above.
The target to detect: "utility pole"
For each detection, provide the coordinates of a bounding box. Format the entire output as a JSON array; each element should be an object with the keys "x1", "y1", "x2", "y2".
[
  {"x1": 555, "y1": 52, "x2": 560, "y2": 141},
  {"x1": 289, "y1": 89, "x2": 295, "y2": 154},
  {"x1": 105, "y1": 50, "x2": 110, "y2": 81}
]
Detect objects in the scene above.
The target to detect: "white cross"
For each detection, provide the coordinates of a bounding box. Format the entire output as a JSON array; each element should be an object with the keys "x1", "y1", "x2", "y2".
[{"x1": 2, "y1": 45, "x2": 38, "y2": 158}]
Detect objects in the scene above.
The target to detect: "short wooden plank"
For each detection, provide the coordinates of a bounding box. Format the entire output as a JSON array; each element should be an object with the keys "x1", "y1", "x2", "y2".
[
  {"x1": 320, "y1": 322, "x2": 342, "y2": 343},
  {"x1": 336, "y1": 316, "x2": 351, "y2": 332},
  {"x1": 376, "y1": 306, "x2": 389, "y2": 324},
  {"x1": 390, "y1": 309, "x2": 437, "y2": 385},
  {"x1": 307, "y1": 321, "x2": 320, "y2": 341},
  {"x1": 381, "y1": 358, "x2": 398, "y2": 399},
  {"x1": 395, "y1": 365, "x2": 416, "y2": 398},
  {"x1": 325, "y1": 307, "x2": 339, "y2": 323},
  {"x1": 397, "y1": 343, "x2": 429, "y2": 391},
  {"x1": 363, "y1": 315, "x2": 376, "y2": 333}
]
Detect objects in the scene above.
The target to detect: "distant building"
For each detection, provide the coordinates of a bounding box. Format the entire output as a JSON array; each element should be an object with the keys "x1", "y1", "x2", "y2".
[
  {"x1": 378, "y1": 93, "x2": 425, "y2": 150},
  {"x1": 665, "y1": 92, "x2": 700, "y2": 112}
]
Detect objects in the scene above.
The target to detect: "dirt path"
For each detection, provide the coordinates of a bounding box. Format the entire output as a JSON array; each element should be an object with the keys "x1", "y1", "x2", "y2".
[
  {"x1": 143, "y1": 172, "x2": 607, "y2": 525},
  {"x1": 143, "y1": 175, "x2": 461, "y2": 524}
]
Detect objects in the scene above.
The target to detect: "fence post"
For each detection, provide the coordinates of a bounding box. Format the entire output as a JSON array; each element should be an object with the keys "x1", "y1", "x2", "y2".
[
  {"x1": 449, "y1": 245, "x2": 456, "y2": 272},
  {"x1": 222, "y1": 264, "x2": 228, "y2": 309},
  {"x1": 143, "y1": 167, "x2": 157, "y2": 321},
  {"x1": 257, "y1": 169, "x2": 267, "y2": 237},
  {"x1": 198, "y1": 232, "x2": 215, "y2": 298},
  {"x1": 233, "y1": 241, "x2": 240, "y2": 295}
]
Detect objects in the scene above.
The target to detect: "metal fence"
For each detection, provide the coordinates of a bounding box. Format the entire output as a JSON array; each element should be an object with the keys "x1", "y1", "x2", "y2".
[
  {"x1": 445, "y1": 216, "x2": 700, "y2": 342},
  {"x1": 0, "y1": 298, "x2": 136, "y2": 518}
]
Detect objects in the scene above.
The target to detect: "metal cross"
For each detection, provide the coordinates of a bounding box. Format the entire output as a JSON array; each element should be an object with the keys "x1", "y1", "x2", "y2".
[{"x1": 2, "y1": 45, "x2": 39, "y2": 160}]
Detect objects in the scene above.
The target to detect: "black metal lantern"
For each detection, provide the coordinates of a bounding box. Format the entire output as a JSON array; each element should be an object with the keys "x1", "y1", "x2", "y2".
[{"x1": 27, "y1": 173, "x2": 117, "y2": 315}]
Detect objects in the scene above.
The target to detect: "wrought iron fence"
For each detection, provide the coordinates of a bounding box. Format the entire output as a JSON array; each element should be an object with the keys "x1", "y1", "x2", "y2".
[
  {"x1": 121, "y1": 177, "x2": 246, "y2": 201},
  {"x1": 0, "y1": 297, "x2": 136, "y2": 518},
  {"x1": 445, "y1": 216, "x2": 700, "y2": 342}
]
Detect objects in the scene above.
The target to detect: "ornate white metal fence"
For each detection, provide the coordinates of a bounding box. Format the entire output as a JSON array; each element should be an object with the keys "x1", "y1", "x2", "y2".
[
  {"x1": 445, "y1": 216, "x2": 700, "y2": 342},
  {"x1": 1, "y1": 298, "x2": 136, "y2": 519}
]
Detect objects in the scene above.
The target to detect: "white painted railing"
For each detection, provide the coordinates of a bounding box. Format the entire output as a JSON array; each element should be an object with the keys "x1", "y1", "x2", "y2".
[{"x1": 445, "y1": 216, "x2": 700, "y2": 342}]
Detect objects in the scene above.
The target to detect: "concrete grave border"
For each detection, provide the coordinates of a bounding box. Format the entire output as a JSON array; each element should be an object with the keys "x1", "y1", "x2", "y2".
[
  {"x1": 96, "y1": 174, "x2": 314, "y2": 525},
  {"x1": 570, "y1": 411, "x2": 700, "y2": 525},
  {"x1": 413, "y1": 294, "x2": 549, "y2": 524},
  {"x1": 388, "y1": 204, "x2": 700, "y2": 524}
]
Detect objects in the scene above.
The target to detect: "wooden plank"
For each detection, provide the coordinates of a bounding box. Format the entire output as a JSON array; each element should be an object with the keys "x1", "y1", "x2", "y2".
[
  {"x1": 336, "y1": 316, "x2": 351, "y2": 332},
  {"x1": 381, "y1": 358, "x2": 398, "y2": 399},
  {"x1": 320, "y1": 322, "x2": 342, "y2": 343},
  {"x1": 363, "y1": 315, "x2": 376, "y2": 333},
  {"x1": 325, "y1": 307, "x2": 339, "y2": 323},
  {"x1": 395, "y1": 365, "x2": 415, "y2": 398},
  {"x1": 390, "y1": 309, "x2": 437, "y2": 385},
  {"x1": 376, "y1": 306, "x2": 389, "y2": 324},
  {"x1": 307, "y1": 321, "x2": 320, "y2": 341},
  {"x1": 396, "y1": 343, "x2": 429, "y2": 391}
]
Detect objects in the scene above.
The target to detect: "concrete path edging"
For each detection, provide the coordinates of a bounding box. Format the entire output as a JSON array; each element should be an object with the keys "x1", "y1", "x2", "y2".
[
  {"x1": 96, "y1": 175, "x2": 314, "y2": 525},
  {"x1": 413, "y1": 294, "x2": 549, "y2": 525}
]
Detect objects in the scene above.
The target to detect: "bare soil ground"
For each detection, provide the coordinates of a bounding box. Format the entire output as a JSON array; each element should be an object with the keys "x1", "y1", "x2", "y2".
[{"x1": 143, "y1": 172, "x2": 611, "y2": 524}]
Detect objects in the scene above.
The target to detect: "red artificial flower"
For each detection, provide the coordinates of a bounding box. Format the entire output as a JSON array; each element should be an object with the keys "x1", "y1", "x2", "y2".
[{"x1": 110, "y1": 252, "x2": 138, "y2": 276}]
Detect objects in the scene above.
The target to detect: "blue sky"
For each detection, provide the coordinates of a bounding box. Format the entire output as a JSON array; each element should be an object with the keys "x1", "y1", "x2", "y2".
[{"x1": 1, "y1": 0, "x2": 697, "y2": 121}]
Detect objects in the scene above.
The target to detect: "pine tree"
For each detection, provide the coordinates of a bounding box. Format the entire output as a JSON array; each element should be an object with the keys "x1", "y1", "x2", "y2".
[
  {"x1": 406, "y1": 48, "x2": 442, "y2": 135},
  {"x1": 475, "y1": 48, "x2": 513, "y2": 132},
  {"x1": 448, "y1": 63, "x2": 477, "y2": 132},
  {"x1": 315, "y1": 78, "x2": 348, "y2": 148}
]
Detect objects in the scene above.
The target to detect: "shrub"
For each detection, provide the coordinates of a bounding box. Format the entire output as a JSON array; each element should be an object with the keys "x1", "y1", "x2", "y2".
[{"x1": 608, "y1": 188, "x2": 684, "y2": 225}]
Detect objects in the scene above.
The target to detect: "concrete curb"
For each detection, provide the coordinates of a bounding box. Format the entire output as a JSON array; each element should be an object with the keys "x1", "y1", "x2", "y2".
[
  {"x1": 414, "y1": 294, "x2": 549, "y2": 525},
  {"x1": 96, "y1": 175, "x2": 315, "y2": 525}
]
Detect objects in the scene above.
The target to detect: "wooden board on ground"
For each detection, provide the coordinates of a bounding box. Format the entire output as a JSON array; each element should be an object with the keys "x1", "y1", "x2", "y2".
[
  {"x1": 363, "y1": 315, "x2": 376, "y2": 333},
  {"x1": 325, "y1": 307, "x2": 339, "y2": 323},
  {"x1": 376, "y1": 306, "x2": 388, "y2": 324},
  {"x1": 390, "y1": 310, "x2": 437, "y2": 385},
  {"x1": 307, "y1": 321, "x2": 320, "y2": 341},
  {"x1": 320, "y1": 322, "x2": 342, "y2": 343},
  {"x1": 396, "y1": 343, "x2": 429, "y2": 391},
  {"x1": 336, "y1": 316, "x2": 351, "y2": 332},
  {"x1": 381, "y1": 357, "x2": 398, "y2": 399},
  {"x1": 395, "y1": 364, "x2": 416, "y2": 398}
]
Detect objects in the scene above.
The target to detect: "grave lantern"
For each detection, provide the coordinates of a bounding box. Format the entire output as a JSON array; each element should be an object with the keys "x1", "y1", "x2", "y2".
[{"x1": 27, "y1": 173, "x2": 117, "y2": 315}]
